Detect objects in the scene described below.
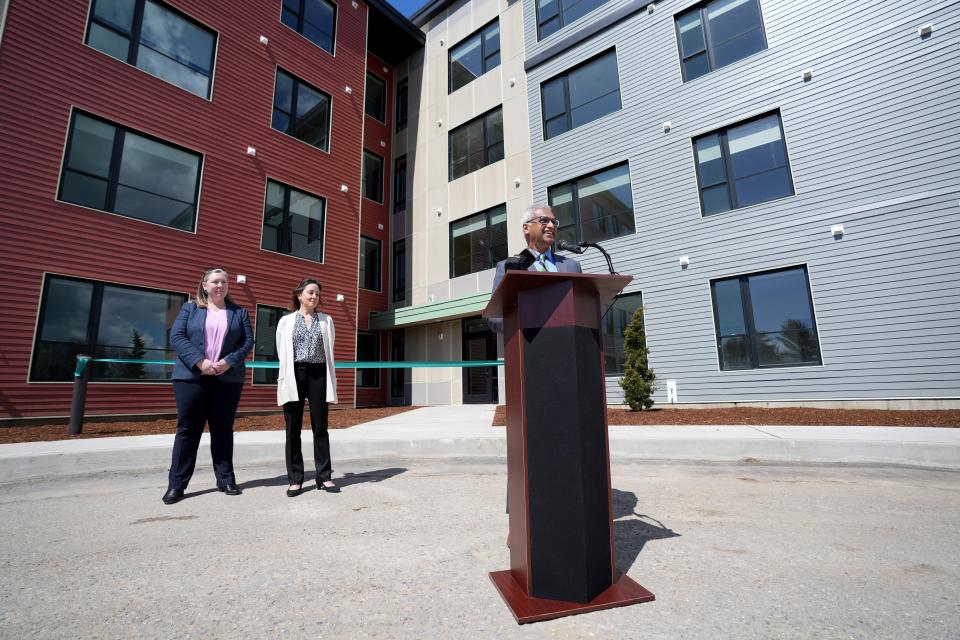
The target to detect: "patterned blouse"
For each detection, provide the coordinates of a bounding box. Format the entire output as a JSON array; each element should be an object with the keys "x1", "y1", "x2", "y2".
[{"x1": 292, "y1": 313, "x2": 326, "y2": 364}]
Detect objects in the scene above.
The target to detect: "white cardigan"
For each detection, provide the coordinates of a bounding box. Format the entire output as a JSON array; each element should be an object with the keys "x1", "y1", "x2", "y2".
[{"x1": 275, "y1": 311, "x2": 338, "y2": 406}]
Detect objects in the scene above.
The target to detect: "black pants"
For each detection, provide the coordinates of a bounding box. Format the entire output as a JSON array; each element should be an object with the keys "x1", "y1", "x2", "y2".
[
  {"x1": 283, "y1": 362, "x2": 331, "y2": 484},
  {"x1": 168, "y1": 378, "x2": 243, "y2": 491}
]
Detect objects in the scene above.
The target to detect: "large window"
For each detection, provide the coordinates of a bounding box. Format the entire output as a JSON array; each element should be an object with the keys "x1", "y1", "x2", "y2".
[
  {"x1": 693, "y1": 111, "x2": 793, "y2": 215},
  {"x1": 281, "y1": 0, "x2": 336, "y2": 54},
  {"x1": 393, "y1": 155, "x2": 407, "y2": 213},
  {"x1": 449, "y1": 19, "x2": 500, "y2": 93},
  {"x1": 356, "y1": 331, "x2": 380, "y2": 388},
  {"x1": 603, "y1": 293, "x2": 643, "y2": 376},
  {"x1": 395, "y1": 78, "x2": 408, "y2": 131},
  {"x1": 362, "y1": 151, "x2": 384, "y2": 203},
  {"x1": 392, "y1": 239, "x2": 406, "y2": 302},
  {"x1": 365, "y1": 72, "x2": 386, "y2": 122},
  {"x1": 676, "y1": 0, "x2": 767, "y2": 82},
  {"x1": 448, "y1": 107, "x2": 504, "y2": 181},
  {"x1": 85, "y1": 0, "x2": 217, "y2": 98},
  {"x1": 262, "y1": 179, "x2": 326, "y2": 262},
  {"x1": 711, "y1": 266, "x2": 821, "y2": 371},
  {"x1": 272, "y1": 68, "x2": 331, "y2": 151},
  {"x1": 253, "y1": 305, "x2": 286, "y2": 384},
  {"x1": 359, "y1": 236, "x2": 382, "y2": 291},
  {"x1": 58, "y1": 111, "x2": 202, "y2": 231},
  {"x1": 31, "y1": 275, "x2": 185, "y2": 382},
  {"x1": 541, "y1": 49, "x2": 621, "y2": 140},
  {"x1": 548, "y1": 163, "x2": 634, "y2": 245},
  {"x1": 536, "y1": 0, "x2": 608, "y2": 39},
  {"x1": 450, "y1": 205, "x2": 508, "y2": 278}
]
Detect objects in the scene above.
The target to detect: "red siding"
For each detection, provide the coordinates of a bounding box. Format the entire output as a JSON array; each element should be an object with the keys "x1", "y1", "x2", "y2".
[{"x1": 0, "y1": 0, "x2": 385, "y2": 418}]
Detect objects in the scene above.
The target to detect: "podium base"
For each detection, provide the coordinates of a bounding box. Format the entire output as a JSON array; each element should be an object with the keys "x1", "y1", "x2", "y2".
[{"x1": 489, "y1": 570, "x2": 655, "y2": 624}]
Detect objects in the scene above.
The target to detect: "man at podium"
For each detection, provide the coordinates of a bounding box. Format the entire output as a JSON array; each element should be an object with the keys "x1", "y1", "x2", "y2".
[{"x1": 488, "y1": 204, "x2": 582, "y2": 333}]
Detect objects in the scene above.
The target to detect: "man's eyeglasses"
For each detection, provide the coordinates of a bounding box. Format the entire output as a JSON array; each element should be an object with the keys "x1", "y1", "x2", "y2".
[{"x1": 528, "y1": 216, "x2": 559, "y2": 227}]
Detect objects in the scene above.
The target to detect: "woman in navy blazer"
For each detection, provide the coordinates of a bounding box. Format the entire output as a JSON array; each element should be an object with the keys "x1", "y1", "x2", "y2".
[{"x1": 162, "y1": 268, "x2": 254, "y2": 505}]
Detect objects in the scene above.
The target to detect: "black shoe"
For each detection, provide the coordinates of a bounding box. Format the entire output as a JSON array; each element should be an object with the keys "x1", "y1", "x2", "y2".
[
  {"x1": 286, "y1": 484, "x2": 302, "y2": 498},
  {"x1": 318, "y1": 481, "x2": 340, "y2": 493},
  {"x1": 218, "y1": 483, "x2": 242, "y2": 496},
  {"x1": 162, "y1": 488, "x2": 184, "y2": 505}
]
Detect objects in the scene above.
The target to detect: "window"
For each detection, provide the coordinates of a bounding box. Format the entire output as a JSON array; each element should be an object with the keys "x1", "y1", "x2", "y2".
[
  {"x1": 253, "y1": 305, "x2": 286, "y2": 384},
  {"x1": 365, "y1": 72, "x2": 386, "y2": 122},
  {"x1": 30, "y1": 275, "x2": 186, "y2": 382},
  {"x1": 541, "y1": 49, "x2": 621, "y2": 139},
  {"x1": 58, "y1": 111, "x2": 202, "y2": 231},
  {"x1": 392, "y1": 239, "x2": 406, "y2": 302},
  {"x1": 272, "y1": 68, "x2": 331, "y2": 151},
  {"x1": 603, "y1": 293, "x2": 642, "y2": 376},
  {"x1": 536, "y1": 0, "x2": 608, "y2": 39},
  {"x1": 676, "y1": 0, "x2": 767, "y2": 82},
  {"x1": 711, "y1": 266, "x2": 821, "y2": 371},
  {"x1": 693, "y1": 111, "x2": 793, "y2": 215},
  {"x1": 448, "y1": 107, "x2": 504, "y2": 181},
  {"x1": 261, "y1": 179, "x2": 326, "y2": 262},
  {"x1": 393, "y1": 155, "x2": 407, "y2": 213},
  {"x1": 356, "y1": 331, "x2": 380, "y2": 388},
  {"x1": 450, "y1": 204, "x2": 507, "y2": 278},
  {"x1": 359, "y1": 236, "x2": 382, "y2": 291},
  {"x1": 281, "y1": 0, "x2": 336, "y2": 54},
  {"x1": 362, "y1": 151, "x2": 384, "y2": 202},
  {"x1": 395, "y1": 78, "x2": 408, "y2": 131},
  {"x1": 548, "y1": 163, "x2": 634, "y2": 245},
  {"x1": 449, "y1": 19, "x2": 500, "y2": 93},
  {"x1": 85, "y1": 0, "x2": 217, "y2": 98},
  {"x1": 390, "y1": 330, "x2": 405, "y2": 399}
]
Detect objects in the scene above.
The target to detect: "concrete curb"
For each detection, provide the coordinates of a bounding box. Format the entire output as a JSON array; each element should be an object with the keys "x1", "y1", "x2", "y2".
[{"x1": 1, "y1": 421, "x2": 958, "y2": 482}]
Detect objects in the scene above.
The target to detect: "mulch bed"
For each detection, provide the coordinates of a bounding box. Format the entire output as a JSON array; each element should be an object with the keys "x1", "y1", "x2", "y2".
[
  {"x1": 0, "y1": 406, "x2": 421, "y2": 445},
  {"x1": 491, "y1": 405, "x2": 960, "y2": 428}
]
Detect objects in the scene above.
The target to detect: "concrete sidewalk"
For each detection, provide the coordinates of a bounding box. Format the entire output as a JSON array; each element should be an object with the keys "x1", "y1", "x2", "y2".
[{"x1": 1, "y1": 405, "x2": 958, "y2": 481}]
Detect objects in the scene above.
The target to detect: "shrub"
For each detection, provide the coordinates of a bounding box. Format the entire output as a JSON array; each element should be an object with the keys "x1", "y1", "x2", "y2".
[{"x1": 619, "y1": 307, "x2": 656, "y2": 410}]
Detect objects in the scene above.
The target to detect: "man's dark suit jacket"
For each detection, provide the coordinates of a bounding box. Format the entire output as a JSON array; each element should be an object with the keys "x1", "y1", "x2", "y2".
[
  {"x1": 169, "y1": 301, "x2": 254, "y2": 384},
  {"x1": 487, "y1": 248, "x2": 583, "y2": 333}
]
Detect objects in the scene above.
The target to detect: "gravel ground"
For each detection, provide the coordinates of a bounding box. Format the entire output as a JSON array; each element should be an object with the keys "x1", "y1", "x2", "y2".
[{"x1": 0, "y1": 460, "x2": 957, "y2": 639}]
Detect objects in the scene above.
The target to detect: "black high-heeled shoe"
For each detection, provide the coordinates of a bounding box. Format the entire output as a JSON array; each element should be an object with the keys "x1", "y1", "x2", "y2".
[
  {"x1": 286, "y1": 484, "x2": 302, "y2": 498},
  {"x1": 218, "y1": 483, "x2": 242, "y2": 496},
  {"x1": 162, "y1": 488, "x2": 184, "y2": 505}
]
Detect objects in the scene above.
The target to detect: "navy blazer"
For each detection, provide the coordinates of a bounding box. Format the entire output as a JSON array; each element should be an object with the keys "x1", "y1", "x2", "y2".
[
  {"x1": 169, "y1": 301, "x2": 254, "y2": 383},
  {"x1": 487, "y1": 249, "x2": 583, "y2": 333}
]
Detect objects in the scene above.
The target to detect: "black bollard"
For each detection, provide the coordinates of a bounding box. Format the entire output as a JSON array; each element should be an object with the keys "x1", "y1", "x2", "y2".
[{"x1": 68, "y1": 355, "x2": 93, "y2": 436}]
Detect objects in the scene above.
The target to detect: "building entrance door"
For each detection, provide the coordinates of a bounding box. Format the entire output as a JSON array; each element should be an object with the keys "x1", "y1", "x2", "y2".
[{"x1": 462, "y1": 316, "x2": 497, "y2": 404}]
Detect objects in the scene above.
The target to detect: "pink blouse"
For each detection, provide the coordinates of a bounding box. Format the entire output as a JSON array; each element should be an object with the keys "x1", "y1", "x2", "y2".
[{"x1": 204, "y1": 309, "x2": 228, "y2": 366}]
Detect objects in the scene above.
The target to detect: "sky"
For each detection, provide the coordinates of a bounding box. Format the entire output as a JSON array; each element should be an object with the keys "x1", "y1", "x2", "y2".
[{"x1": 388, "y1": 0, "x2": 426, "y2": 17}]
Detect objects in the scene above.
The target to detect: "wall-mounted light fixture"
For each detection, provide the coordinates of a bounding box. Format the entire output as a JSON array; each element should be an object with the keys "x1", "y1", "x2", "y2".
[
  {"x1": 918, "y1": 23, "x2": 933, "y2": 37},
  {"x1": 340, "y1": 184, "x2": 349, "y2": 192},
  {"x1": 514, "y1": 177, "x2": 522, "y2": 188},
  {"x1": 831, "y1": 224, "x2": 844, "y2": 238},
  {"x1": 647, "y1": 3, "x2": 656, "y2": 14},
  {"x1": 336, "y1": 293, "x2": 345, "y2": 302},
  {"x1": 344, "y1": 86, "x2": 352, "y2": 94},
  {"x1": 437, "y1": 119, "x2": 443, "y2": 127},
  {"x1": 236, "y1": 274, "x2": 247, "y2": 284},
  {"x1": 509, "y1": 77, "x2": 516, "y2": 87},
  {"x1": 801, "y1": 68, "x2": 813, "y2": 81},
  {"x1": 259, "y1": 35, "x2": 269, "y2": 45},
  {"x1": 377, "y1": 223, "x2": 384, "y2": 230},
  {"x1": 436, "y1": 208, "x2": 442, "y2": 216},
  {"x1": 246, "y1": 146, "x2": 257, "y2": 157},
  {"x1": 662, "y1": 121, "x2": 672, "y2": 133},
  {"x1": 679, "y1": 255, "x2": 690, "y2": 267},
  {"x1": 380, "y1": 140, "x2": 386, "y2": 147}
]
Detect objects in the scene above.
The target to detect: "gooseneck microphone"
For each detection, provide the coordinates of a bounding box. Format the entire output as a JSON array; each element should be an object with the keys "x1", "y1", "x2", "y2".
[{"x1": 557, "y1": 239, "x2": 618, "y2": 275}]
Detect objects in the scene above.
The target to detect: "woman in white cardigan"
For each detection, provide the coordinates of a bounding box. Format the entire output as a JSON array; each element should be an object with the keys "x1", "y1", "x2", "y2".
[{"x1": 276, "y1": 278, "x2": 338, "y2": 497}]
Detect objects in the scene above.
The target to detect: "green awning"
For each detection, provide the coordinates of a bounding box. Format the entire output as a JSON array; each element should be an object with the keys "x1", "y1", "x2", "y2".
[{"x1": 368, "y1": 292, "x2": 492, "y2": 330}]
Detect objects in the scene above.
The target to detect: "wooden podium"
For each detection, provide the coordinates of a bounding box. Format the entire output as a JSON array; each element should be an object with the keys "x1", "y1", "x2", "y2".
[{"x1": 483, "y1": 271, "x2": 655, "y2": 624}]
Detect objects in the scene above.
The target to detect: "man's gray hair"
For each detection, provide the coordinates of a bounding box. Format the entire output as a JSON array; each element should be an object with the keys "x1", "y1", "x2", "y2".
[{"x1": 521, "y1": 203, "x2": 551, "y2": 224}]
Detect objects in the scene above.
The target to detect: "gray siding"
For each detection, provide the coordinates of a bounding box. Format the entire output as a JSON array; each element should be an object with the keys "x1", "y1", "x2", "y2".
[{"x1": 524, "y1": 0, "x2": 960, "y2": 404}]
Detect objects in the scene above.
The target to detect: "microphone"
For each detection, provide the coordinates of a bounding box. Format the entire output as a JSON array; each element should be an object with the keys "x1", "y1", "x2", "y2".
[
  {"x1": 554, "y1": 239, "x2": 584, "y2": 254},
  {"x1": 576, "y1": 241, "x2": 618, "y2": 275}
]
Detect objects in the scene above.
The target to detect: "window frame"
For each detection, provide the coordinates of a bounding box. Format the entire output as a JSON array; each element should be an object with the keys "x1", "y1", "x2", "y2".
[
  {"x1": 448, "y1": 18, "x2": 501, "y2": 94},
  {"x1": 448, "y1": 203, "x2": 508, "y2": 279},
  {"x1": 535, "y1": 0, "x2": 609, "y2": 40},
  {"x1": 259, "y1": 178, "x2": 327, "y2": 264},
  {"x1": 393, "y1": 155, "x2": 407, "y2": 213},
  {"x1": 365, "y1": 71, "x2": 387, "y2": 123},
  {"x1": 271, "y1": 67, "x2": 333, "y2": 152},
  {"x1": 362, "y1": 150, "x2": 385, "y2": 203},
  {"x1": 674, "y1": 0, "x2": 768, "y2": 82},
  {"x1": 84, "y1": 0, "x2": 219, "y2": 99},
  {"x1": 546, "y1": 161, "x2": 635, "y2": 244},
  {"x1": 359, "y1": 235, "x2": 382, "y2": 292},
  {"x1": 392, "y1": 238, "x2": 406, "y2": 303},
  {"x1": 709, "y1": 264, "x2": 822, "y2": 371},
  {"x1": 447, "y1": 106, "x2": 504, "y2": 181},
  {"x1": 395, "y1": 78, "x2": 408, "y2": 131},
  {"x1": 29, "y1": 273, "x2": 187, "y2": 383},
  {"x1": 279, "y1": 0, "x2": 337, "y2": 56},
  {"x1": 252, "y1": 304, "x2": 287, "y2": 385},
  {"x1": 56, "y1": 108, "x2": 204, "y2": 233},
  {"x1": 691, "y1": 110, "x2": 795, "y2": 216},
  {"x1": 356, "y1": 330, "x2": 381, "y2": 389},
  {"x1": 539, "y1": 48, "x2": 621, "y2": 141}
]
